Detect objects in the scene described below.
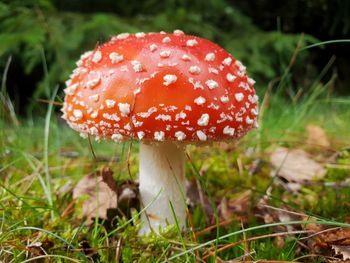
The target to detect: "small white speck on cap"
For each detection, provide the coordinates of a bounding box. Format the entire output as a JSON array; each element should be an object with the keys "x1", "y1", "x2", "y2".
[
  {"x1": 235, "y1": 93, "x2": 244, "y2": 102},
  {"x1": 248, "y1": 94, "x2": 259, "y2": 104},
  {"x1": 205, "y1": 79, "x2": 219, "y2": 90},
  {"x1": 246, "y1": 116, "x2": 254, "y2": 124},
  {"x1": 109, "y1": 52, "x2": 124, "y2": 64},
  {"x1": 131, "y1": 60, "x2": 144, "y2": 72},
  {"x1": 154, "y1": 131, "x2": 165, "y2": 141},
  {"x1": 173, "y1": 29, "x2": 184, "y2": 35},
  {"x1": 80, "y1": 50, "x2": 93, "y2": 60},
  {"x1": 189, "y1": 66, "x2": 201, "y2": 74},
  {"x1": 92, "y1": 51, "x2": 102, "y2": 63},
  {"x1": 162, "y1": 36, "x2": 171, "y2": 43},
  {"x1": 89, "y1": 127, "x2": 99, "y2": 135},
  {"x1": 205, "y1": 53, "x2": 215, "y2": 61},
  {"x1": 159, "y1": 50, "x2": 171, "y2": 58},
  {"x1": 181, "y1": 54, "x2": 191, "y2": 61},
  {"x1": 196, "y1": 130, "x2": 207, "y2": 141},
  {"x1": 222, "y1": 57, "x2": 232, "y2": 66},
  {"x1": 134, "y1": 87, "x2": 141, "y2": 95},
  {"x1": 186, "y1": 39, "x2": 198, "y2": 47},
  {"x1": 115, "y1": 33, "x2": 129, "y2": 40},
  {"x1": 155, "y1": 114, "x2": 172, "y2": 121},
  {"x1": 118, "y1": 102, "x2": 131, "y2": 116},
  {"x1": 137, "y1": 131, "x2": 145, "y2": 140},
  {"x1": 251, "y1": 107, "x2": 259, "y2": 116},
  {"x1": 235, "y1": 60, "x2": 246, "y2": 71},
  {"x1": 175, "y1": 131, "x2": 186, "y2": 141},
  {"x1": 175, "y1": 111, "x2": 186, "y2": 121},
  {"x1": 80, "y1": 132, "x2": 88, "y2": 139},
  {"x1": 111, "y1": 133, "x2": 123, "y2": 142},
  {"x1": 105, "y1": 99, "x2": 116, "y2": 108},
  {"x1": 89, "y1": 94, "x2": 99, "y2": 102},
  {"x1": 86, "y1": 76, "x2": 101, "y2": 89},
  {"x1": 194, "y1": 96, "x2": 206, "y2": 105},
  {"x1": 90, "y1": 111, "x2": 98, "y2": 118},
  {"x1": 64, "y1": 83, "x2": 79, "y2": 95},
  {"x1": 197, "y1": 113, "x2": 210, "y2": 126},
  {"x1": 150, "y1": 44, "x2": 158, "y2": 52},
  {"x1": 223, "y1": 126, "x2": 235, "y2": 136},
  {"x1": 220, "y1": 96, "x2": 229, "y2": 103},
  {"x1": 209, "y1": 67, "x2": 219, "y2": 75},
  {"x1": 226, "y1": 73, "x2": 237, "y2": 82},
  {"x1": 124, "y1": 123, "x2": 131, "y2": 130},
  {"x1": 248, "y1": 78, "x2": 256, "y2": 85},
  {"x1": 73, "y1": 109, "x2": 83, "y2": 120},
  {"x1": 135, "y1": 32, "x2": 146, "y2": 38},
  {"x1": 163, "y1": 74, "x2": 177, "y2": 86}
]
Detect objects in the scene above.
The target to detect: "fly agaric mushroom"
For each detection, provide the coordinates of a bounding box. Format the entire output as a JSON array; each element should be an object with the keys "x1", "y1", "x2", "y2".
[{"x1": 62, "y1": 30, "x2": 259, "y2": 234}]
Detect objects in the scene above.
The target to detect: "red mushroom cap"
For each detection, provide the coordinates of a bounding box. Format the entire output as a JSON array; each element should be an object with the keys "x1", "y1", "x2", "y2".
[{"x1": 62, "y1": 30, "x2": 259, "y2": 143}]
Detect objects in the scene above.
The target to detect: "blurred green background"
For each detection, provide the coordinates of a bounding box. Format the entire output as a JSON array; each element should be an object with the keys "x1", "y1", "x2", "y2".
[{"x1": 0, "y1": 0, "x2": 349, "y2": 116}]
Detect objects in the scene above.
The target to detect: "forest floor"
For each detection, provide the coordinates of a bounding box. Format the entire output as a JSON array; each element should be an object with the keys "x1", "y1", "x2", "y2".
[{"x1": 1, "y1": 90, "x2": 350, "y2": 262}]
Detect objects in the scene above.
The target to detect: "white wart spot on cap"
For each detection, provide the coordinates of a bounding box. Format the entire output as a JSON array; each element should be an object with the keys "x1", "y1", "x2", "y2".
[
  {"x1": 162, "y1": 36, "x2": 171, "y2": 43},
  {"x1": 150, "y1": 44, "x2": 158, "y2": 52},
  {"x1": 88, "y1": 94, "x2": 99, "y2": 102},
  {"x1": 205, "y1": 79, "x2": 219, "y2": 90},
  {"x1": 246, "y1": 116, "x2": 254, "y2": 124},
  {"x1": 248, "y1": 94, "x2": 259, "y2": 104},
  {"x1": 118, "y1": 102, "x2": 131, "y2": 116},
  {"x1": 196, "y1": 130, "x2": 207, "y2": 141},
  {"x1": 135, "y1": 32, "x2": 146, "y2": 38},
  {"x1": 73, "y1": 109, "x2": 83, "y2": 120},
  {"x1": 186, "y1": 39, "x2": 198, "y2": 47},
  {"x1": 248, "y1": 78, "x2": 256, "y2": 85},
  {"x1": 154, "y1": 131, "x2": 165, "y2": 141},
  {"x1": 105, "y1": 99, "x2": 116, "y2": 108},
  {"x1": 160, "y1": 50, "x2": 171, "y2": 58},
  {"x1": 181, "y1": 54, "x2": 191, "y2": 61},
  {"x1": 197, "y1": 113, "x2": 209, "y2": 126},
  {"x1": 205, "y1": 53, "x2": 215, "y2": 61},
  {"x1": 175, "y1": 131, "x2": 186, "y2": 141},
  {"x1": 131, "y1": 60, "x2": 144, "y2": 72},
  {"x1": 194, "y1": 96, "x2": 206, "y2": 105},
  {"x1": 226, "y1": 73, "x2": 236, "y2": 82},
  {"x1": 109, "y1": 52, "x2": 124, "y2": 64},
  {"x1": 222, "y1": 57, "x2": 232, "y2": 66},
  {"x1": 163, "y1": 74, "x2": 177, "y2": 86},
  {"x1": 251, "y1": 107, "x2": 259, "y2": 116},
  {"x1": 89, "y1": 127, "x2": 99, "y2": 135},
  {"x1": 92, "y1": 51, "x2": 102, "y2": 63},
  {"x1": 64, "y1": 83, "x2": 79, "y2": 95},
  {"x1": 137, "y1": 131, "x2": 145, "y2": 140},
  {"x1": 86, "y1": 76, "x2": 101, "y2": 89},
  {"x1": 189, "y1": 66, "x2": 201, "y2": 74},
  {"x1": 235, "y1": 93, "x2": 244, "y2": 102},
  {"x1": 111, "y1": 133, "x2": 123, "y2": 142},
  {"x1": 116, "y1": 33, "x2": 129, "y2": 40},
  {"x1": 173, "y1": 29, "x2": 184, "y2": 35},
  {"x1": 90, "y1": 111, "x2": 98, "y2": 118},
  {"x1": 220, "y1": 96, "x2": 229, "y2": 103},
  {"x1": 223, "y1": 126, "x2": 235, "y2": 136},
  {"x1": 209, "y1": 68, "x2": 219, "y2": 75}
]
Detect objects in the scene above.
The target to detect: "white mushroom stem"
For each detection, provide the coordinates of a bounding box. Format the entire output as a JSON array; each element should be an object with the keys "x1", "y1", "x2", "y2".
[{"x1": 139, "y1": 142, "x2": 186, "y2": 235}]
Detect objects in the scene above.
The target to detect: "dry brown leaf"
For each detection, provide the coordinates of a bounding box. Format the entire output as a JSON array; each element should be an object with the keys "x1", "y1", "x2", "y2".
[
  {"x1": 73, "y1": 169, "x2": 117, "y2": 224},
  {"x1": 270, "y1": 147, "x2": 326, "y2": 183},
  {"x1": 333, "y1": 245, "x2": 350, "y2": 260},
  {"x1": 306, "y1": 124, "x2": 331, "y2": 148},
  {"x1": 217, "y1": 190, "x2": 251, "y2": 221}
]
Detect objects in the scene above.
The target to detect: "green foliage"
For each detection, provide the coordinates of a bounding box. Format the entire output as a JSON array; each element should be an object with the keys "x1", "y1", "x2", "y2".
[{"x1": 0, "y1": 1, "x2": 318, "y2": 112}]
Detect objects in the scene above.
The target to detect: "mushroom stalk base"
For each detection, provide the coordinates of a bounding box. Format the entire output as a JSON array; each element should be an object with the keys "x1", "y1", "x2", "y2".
[{"x1": 139, "y1": 142, "x2": 186, "y2": 235}]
